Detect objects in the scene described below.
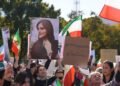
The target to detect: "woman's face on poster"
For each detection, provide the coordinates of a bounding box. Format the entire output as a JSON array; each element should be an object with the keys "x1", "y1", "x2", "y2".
[{"x1": 37, "y1": 23, "x2": 47, "y2": 39}]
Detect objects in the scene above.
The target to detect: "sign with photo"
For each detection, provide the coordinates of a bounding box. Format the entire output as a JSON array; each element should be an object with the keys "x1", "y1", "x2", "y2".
[{"x1": 30, "y1": 18, "x2": 59, "y2": 59}]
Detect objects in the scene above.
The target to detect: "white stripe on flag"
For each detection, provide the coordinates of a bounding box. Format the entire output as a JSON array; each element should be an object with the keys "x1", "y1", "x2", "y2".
[{"x1": 106, "y1": 0, "x2": 120, "y2": 9}]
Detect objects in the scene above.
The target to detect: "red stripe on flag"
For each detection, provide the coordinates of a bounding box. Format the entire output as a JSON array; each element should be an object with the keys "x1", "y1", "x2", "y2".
[
  {"x1": 70, "y1": 31, "x2": 81, "y2": 37},
  {"x1": 64, "y1": 66, "x2": 75, "y2": 86},
  {"x1": 0, "y1": 54, "x2": 4, "y2": 61},
  {"x1": 100, "y1": 5, "x2": 120, "y2": 22},
  {"x1": 11, "y1": 42, "x2": 19, "y2": 56}
]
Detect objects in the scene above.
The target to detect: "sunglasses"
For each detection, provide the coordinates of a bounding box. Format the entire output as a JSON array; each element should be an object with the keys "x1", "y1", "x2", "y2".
[{"x1": 58, "y1": 77, "x2": 63, "y2": 80}]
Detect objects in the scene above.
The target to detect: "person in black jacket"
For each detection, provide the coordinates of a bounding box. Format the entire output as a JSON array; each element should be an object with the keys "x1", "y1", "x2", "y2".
[
  {"x1": 14, "y1": 71, "x2": 30, "y2": 86},
  {"x1": 26, "y1": 60, "x2": 37, "y2": 86},
  {"x1": 34, "y1": 59, "x2": 56, "y2": 86}
]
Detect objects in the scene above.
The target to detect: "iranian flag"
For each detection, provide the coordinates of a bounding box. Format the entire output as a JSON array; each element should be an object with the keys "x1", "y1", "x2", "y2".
[
  {"x1": 52, "y1": 79, "x2": 62, "y2": 86},
  {"x1": 11, "y1": 29, "x2": 21, "y2": 56},
  {"x1": 64, "y1": 65, "x2": 75, "y2": 86},
  {"x1": 0, "y1": 46, "x2": 4, "y2": 61},
  {"x1": 58, "y1": 16, "x2": 82, "y2": 86},
  {"x1": 60, "y1": 16, "x2": 82, "y2": 37},
  {"x1": 59, "y1": 16, "x2": 82, "y2": 58},
  {"x1": 99, "y1": 0, "x2": 120, "y2": 22}
]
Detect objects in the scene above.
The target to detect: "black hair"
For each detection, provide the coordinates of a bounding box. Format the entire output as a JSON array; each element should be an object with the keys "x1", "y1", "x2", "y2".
[
  {"x1": 30, "y1": 63, "x2": 36, "y2": 69},
  {"x1": 35, "y1": 65, "x2": 45, "y2": 75},
  {"x1": 103, "y1": 60, "x2": 115, "y2": 83},
  {"x1": 0, "y1": 69, "x2": 5, "y2": 79},
  {"x1": 15, "y1": 71, "x2": 29, "y2": 85},
  {"x1": 93, "y1": 63, "x2": 97, "y2": 66}
]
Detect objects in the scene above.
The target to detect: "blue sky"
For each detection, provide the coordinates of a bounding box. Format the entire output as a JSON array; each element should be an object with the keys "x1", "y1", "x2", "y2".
[{"x1": 43, "y1": 0, "x2": 105, "y2": 20}]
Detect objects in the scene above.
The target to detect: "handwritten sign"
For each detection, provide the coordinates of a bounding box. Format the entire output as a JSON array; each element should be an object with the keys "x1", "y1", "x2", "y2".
[
  {"x1": 63, "y1": 37, "x2": 90, "y2": 67},
  {"x1": 100, "y1": 49, "x2": 118, "y2": 63}
]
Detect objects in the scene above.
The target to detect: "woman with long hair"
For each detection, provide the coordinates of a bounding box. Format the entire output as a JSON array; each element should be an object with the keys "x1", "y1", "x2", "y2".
[
  {"x1": 31, "y1": 19, "x2": 58, "y2": 59},
  {"x1": 102, "y1": 60, "x2": 115, "y2": 84}
]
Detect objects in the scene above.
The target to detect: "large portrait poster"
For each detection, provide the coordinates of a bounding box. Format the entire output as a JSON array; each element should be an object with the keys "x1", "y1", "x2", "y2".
[{"x1": 30, "y1": 18, "x2": 59, "y2": 59}]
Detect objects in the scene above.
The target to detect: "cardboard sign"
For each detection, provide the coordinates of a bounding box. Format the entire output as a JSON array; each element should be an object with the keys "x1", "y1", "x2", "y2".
[
  {"x1": 63, "y1": 37, "x2": 90, "y2": 67},
  {"x1": 115, "y1": 55, "x2": 120, "y2": 63},
  {"x1": 100, "y1": 49, "x2": 118, "y2": 63},
  {"x1": 30, "y1": 18, "x2": 59, "y2": 59}
]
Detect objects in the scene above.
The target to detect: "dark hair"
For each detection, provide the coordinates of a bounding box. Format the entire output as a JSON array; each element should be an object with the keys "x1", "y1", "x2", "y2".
[
  {"x1": 15, "y1": 72, "x2": 29, "y2": 85},
  {"x1": 0, "y1": 69, "x2": 5, "y2": 79},
  {"x1": 30, "y1": 63, "x2": 36, "y2": 69},
  {"x1": 36, "y1": 19, "x2": 58, "y2": 59},
  {"x1": 36, "y1": 65, "x2": 45, "y2": 74},
  {"x1": 93, "y1": 63, "x2": 97, "y2": 66},
  {"x1": 103, "y1": 60, "x2": 115, "y2": 83},
  {"x1": 36, "y1": 19, "x2": 55, "y2": 44},
  {"x1": 55, "y1": 69, "x2": 64, "y2": 75}
]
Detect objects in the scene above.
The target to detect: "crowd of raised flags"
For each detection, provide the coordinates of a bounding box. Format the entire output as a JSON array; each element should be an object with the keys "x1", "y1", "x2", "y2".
[{"x1": 0, "y1": 0, "x2": 120, "y2": 86}]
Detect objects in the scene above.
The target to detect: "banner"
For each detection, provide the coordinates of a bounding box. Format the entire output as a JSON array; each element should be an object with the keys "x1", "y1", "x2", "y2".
[
  {"x1": 30, "y1": 18, "x2": 59, "y2": 59},
  {"x1": 63, "y1": 37, "x2": 90, "y2": 67}
]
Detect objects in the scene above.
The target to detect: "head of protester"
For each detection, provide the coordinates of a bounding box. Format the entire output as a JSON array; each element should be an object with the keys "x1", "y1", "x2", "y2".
[
  {"x1": 102, "y1": 60, "x2": 114, "y2": 84},
  {"x1": 36, "y1": 65, "x2": 47, "y2": 80},
  {"x1": 55, "y1": 68, "x2": 64, "y2": 84},
  {"x1": 104, "y1": 62, "x2": 120, "y2": 86},
  {"x1": 14, "y1": 71, "x2": 30, "y2": 86},
  {"x1": 89, "y1": 72, "x2": 102, "y2": 86},
  {"x1": 35, "y1": 64, "x2": 56, "y2": 86}
]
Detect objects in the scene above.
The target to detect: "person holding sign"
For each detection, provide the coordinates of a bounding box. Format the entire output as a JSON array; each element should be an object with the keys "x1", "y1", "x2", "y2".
[{"x1": 31, "y1": 19, "x2": 58, "y2": 59}]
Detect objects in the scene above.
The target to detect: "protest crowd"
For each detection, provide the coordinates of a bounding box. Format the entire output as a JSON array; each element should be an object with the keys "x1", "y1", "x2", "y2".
[
  {"x1": 0, "y1": 55, "x2": 120, "y2": 86},
  {"x1": 0, "y1": 15, "x2": 120, "y2": 86},
  {"x1": 0, "y1": 0, "x2": 120, "y2": 86}
]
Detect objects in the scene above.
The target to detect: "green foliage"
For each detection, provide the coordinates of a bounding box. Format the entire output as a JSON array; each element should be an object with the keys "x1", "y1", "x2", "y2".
[
  {"x1": 59, "y1": 17, "x2": 67, "y2": 32},
  {"x1": 82, "y1": 16, "x2": 120, "y2": 61}
]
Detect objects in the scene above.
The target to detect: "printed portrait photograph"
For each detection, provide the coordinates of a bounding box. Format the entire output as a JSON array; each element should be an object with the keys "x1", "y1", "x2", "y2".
[{"x1": 30, "y1": 18, "x2": 59, "y2": 59}]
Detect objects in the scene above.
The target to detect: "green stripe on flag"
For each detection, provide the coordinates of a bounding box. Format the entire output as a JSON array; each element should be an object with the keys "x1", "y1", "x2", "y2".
[
  {"x1": 56, "y1": 79, "x2": 62, "y2": 86},
  {"x1": 61, "y1": 16, "x2": 82, "y2": 36},
  {"x1": 13, "y1": 29, "x2": 21, "y2": 49}
]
